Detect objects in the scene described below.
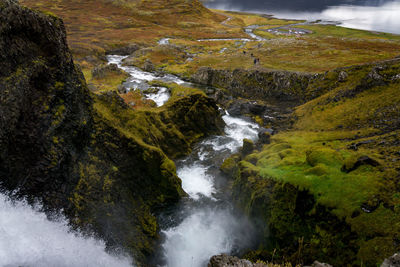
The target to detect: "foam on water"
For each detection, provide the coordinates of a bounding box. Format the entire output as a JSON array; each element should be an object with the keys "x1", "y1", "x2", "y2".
[
  {"x1": 162, "y1": 208, "x2": 246, "y2": 267},
  {"x1": 158, "y1": 38, "x2": 170, "y2": 45},
  {"x1": 202, "y1": 114, "x2": 259, "y2": 153},
  {"x1": 144, "y1": 87, "x2": 170, "y2": 107},
  {"x1": 177, "y1": 164, "x2": 216, "y2": 200},
  {"x1": 107, "y1": 55, "x2": 158, "y2": 82},
  {"x1": 106, "y1": 55, "x2": 190, "y2": 106},
  {"x1": 0, "y1": 193, "x2": 133, "y2": 267}
]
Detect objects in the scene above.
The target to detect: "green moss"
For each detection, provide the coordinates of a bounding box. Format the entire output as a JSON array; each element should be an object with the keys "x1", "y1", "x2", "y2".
[
  {"x1": 304, "y1": 164, "x2": 329, "y2": 176},
  {"x1": 305, "y1": 148, "x2": 343, "y2": 167},
  {"x1": 221, "y1": 155, "x2": 240, "y2": 175}
]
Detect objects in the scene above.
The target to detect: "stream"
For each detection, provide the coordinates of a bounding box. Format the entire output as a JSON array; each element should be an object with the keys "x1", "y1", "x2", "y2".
[
  {"x1": 107, "y1": 55, "x2": 193, "y2": 106},
  {"x1": 108, "y1": 56, "x2": 262, "y2": 266}
]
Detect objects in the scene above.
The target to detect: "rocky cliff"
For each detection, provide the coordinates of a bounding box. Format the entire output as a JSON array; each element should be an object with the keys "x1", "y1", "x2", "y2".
[
  {"x1": 0, "y1": 1, "x2": 223, "y2": 265},
  {"x1": 192, "y1": 67, "x2": 314, "y2": 105}
]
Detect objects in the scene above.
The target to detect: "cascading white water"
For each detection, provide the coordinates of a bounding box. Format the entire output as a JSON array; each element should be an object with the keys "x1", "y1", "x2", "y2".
[
  {"x1": 160, "y1": 113, "x2": 260, "y2": 267},
  {"x1": 162, "y1": 208, "x2": 245, "y2": 267},
  {"x1": 107, "y1": 55, "x2": 196, "y2": 107},
  {"x1": 0, "y1": 193, "x2": 133, "y2": 267},
  {"x1": 144, "y1": 87, "x2": 171, "y2": 107}
]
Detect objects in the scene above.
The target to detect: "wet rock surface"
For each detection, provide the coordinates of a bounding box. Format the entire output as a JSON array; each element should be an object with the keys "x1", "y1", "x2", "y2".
[{"x1": 208, "y1": 254, "x2": 265, "y2": 267}]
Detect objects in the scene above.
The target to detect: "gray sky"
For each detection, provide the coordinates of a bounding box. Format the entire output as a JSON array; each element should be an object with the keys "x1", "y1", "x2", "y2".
[{"x1": 203, "y1": 0, "x2": 395, "y2": 12}]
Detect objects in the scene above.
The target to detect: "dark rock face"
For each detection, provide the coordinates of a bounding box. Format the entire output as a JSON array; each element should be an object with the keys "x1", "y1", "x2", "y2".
[
  {"x1": 0, "y1": 1, "x2": 224, "y2": 265},
  {"x1": 208, "y1": 255, "x2": 333, "y2": 267},
  {"x1": 0, "y1": 0, "x2": 93, "y2": 206},
  {"x1": 227, "y1": 100, "x2": 267, "y2": 116},
  {"x1": 143, "y1": 59, "x2": 155, "y2": 72},
  {"x1": 192, "y1": 67, "x2": 313, "y2": 104}
]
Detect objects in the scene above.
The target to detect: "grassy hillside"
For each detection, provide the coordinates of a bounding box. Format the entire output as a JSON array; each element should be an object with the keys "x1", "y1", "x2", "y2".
[
  {"x1": 234, "y1": 58, "x2": 400, "y2": 265},
  {"x1": 19, "y1": 0, "x2": 400, "y2": 78}
]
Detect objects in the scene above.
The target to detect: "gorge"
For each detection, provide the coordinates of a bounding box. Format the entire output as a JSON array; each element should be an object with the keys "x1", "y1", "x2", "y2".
[{"x1": 1, "y1": 0, "x2": 400, "y2": 266}]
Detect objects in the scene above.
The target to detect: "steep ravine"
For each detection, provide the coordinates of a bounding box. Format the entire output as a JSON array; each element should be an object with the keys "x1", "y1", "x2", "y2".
[{"x1": 0, "y1": 1, "x2": 223, "y2": 266}]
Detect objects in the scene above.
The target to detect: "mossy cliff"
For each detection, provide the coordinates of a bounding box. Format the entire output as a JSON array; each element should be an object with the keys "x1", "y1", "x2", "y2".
[
  {"x1": 0, "y1": 1, "x2": 223, "y2": 265},
  {"x1": 224, "y1": 58, "x2": 400, "y2": 266},
  {"x1": 191, "y1": 60, "x2": 400, "y2": 106},
  {"x1": 192, "y1": 67, "x2": 316, "y2": 104}
]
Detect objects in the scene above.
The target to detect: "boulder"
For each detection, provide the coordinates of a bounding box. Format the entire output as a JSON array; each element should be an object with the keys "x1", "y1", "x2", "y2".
[
  {"x1": 208, "y1": 255, "x2": 261, "y2": 267},
  {"x1": 242, "y1": 139, "x2": 255, "y2": 156},
  {"x1": 341, "y1": 155, "x2": 380, "y2": 173},
  {"x1": 258, "y1": 128, "x2": 273, "y2": 144},
  {"x1": 220, "y1": 155, "x2": 240, "y2": 176},
  {"x1": 106, "y1": 44, "x2": 139, "y2": 55},
  {"x1": 338, "y1": 71, "x2": 348, "y2": 82},
  {"x1": 91, "y1": 63, "x2": 122, "y2": 79},
  {"x1": 143, "y1": 59, "x2": 155, "y2": 72},
  {"x1": 381, "y1": 253, "x2": 400, "y2": 267},
  {"x1": 311, "y1": 261, "x2": 333, "y2": 267}
]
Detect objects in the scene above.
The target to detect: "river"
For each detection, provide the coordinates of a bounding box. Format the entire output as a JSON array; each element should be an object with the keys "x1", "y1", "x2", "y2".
[
  {"x1": 107, "y1": 56, "x2": 262, "y2": 267},
  {"x1": 158, "y1": 114, "x2": 260, "y2": 267},
  {"x1": 203, "y1": 0, "x2": 400, "y2": 34}
]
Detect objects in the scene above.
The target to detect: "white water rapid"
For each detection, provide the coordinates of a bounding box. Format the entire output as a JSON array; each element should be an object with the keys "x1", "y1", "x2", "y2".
[
  {"x1": 0, "y1": 193, "x2": 133, "y2": 267},
  {"x1": 107, "y1": 55, "x2": 195, "y2": 107},
  {"x1": 159, "y1": 113, "x2": 260, "y2": 267}
]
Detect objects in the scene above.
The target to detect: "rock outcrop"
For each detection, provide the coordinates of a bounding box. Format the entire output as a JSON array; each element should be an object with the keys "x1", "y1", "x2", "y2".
[
  {"x1": 191, "y1": 67, "x2": 314, "y2": 104},
  {"x1": 0, "y1": 1, "x2": 224, "y2": 265}
]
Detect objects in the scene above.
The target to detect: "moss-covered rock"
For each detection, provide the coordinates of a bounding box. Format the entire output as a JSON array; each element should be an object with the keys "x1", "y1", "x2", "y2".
[
  {"x1": 232, "y1": 170, "x2": 359, "y2": 266},
  {"x1": 221, "y1": 154, "x2": 240, "y2": 176},
  {"x1": 242, "y1": 139, "x2": 255, "y2": 156}
]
